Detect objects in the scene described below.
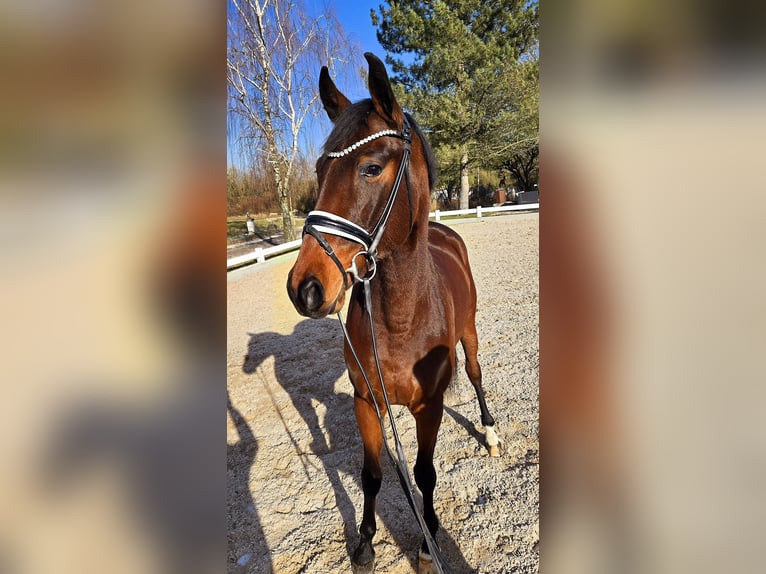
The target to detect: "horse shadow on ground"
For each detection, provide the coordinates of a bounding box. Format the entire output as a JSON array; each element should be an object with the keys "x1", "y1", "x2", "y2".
[
  {"x1": 443, "y1": 406, "x2": 486, "y2": 447},
  {"x1": 240, "y1": 318, "x2": 476, "y2": 573}
]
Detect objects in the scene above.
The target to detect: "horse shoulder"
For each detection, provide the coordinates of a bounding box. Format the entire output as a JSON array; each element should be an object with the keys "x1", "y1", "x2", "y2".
[
  {"x1": 427, "y1": 222, "x2": 473, "y2": 278},
  {"x1": 426, "y1": 222, "x2": 477, "y2": 314}
]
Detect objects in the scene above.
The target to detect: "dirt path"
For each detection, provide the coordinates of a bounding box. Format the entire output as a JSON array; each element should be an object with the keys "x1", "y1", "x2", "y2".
[{"x1": 227, "y1": 213, "x2": 539, "y2": 573}]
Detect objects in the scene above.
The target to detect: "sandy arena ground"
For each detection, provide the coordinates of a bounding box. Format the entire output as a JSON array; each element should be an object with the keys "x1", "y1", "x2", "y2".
[{"x1": 227, "y1": 212, "x2": 539, "y2": 573}]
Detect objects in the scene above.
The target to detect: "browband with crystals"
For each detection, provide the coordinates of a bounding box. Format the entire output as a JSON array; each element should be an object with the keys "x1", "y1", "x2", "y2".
[{"x1": 327, "y1": 129, "x2": 401, "y2": 157}]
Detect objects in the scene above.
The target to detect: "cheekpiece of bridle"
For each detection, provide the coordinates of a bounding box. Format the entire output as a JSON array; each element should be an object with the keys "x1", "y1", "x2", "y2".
[{"x1": 302, "y1": 115, "x2": 413, "y2": 287}]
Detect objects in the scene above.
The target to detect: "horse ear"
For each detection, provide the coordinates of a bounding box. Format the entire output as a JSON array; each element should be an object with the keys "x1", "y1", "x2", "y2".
[
  {"x1": 364, "y1": 52, "x2": 403, "y2": 126},
  {"x1": 319, "y1": 66, "x2": 351, "y2": 122}
]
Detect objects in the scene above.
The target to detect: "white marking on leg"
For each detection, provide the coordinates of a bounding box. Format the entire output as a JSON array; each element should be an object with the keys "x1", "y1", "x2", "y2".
[
  {"x1": 484, "y1": 425, "x2": 501, "y2": 446},
  {"x1": 418, "y1": 549, "x2": 435, "y2": 574},
  {"x1": 484, "y1": 425, "x2": 501, "y2": 457}
]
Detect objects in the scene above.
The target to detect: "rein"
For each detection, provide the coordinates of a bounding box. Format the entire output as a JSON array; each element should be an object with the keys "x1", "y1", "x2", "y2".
[{"x1": 302, "y1": 117, "x2": 450, "y2": 573}]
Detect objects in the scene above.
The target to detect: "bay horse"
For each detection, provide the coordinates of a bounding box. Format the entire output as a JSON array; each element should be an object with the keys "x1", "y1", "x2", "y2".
[{"x1": 286, "y1": 53, "x2": 499, "y2": 573}]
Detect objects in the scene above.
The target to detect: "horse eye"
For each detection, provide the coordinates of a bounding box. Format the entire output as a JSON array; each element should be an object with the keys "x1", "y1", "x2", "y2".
[{"x1": 361, "y1": 165, "x2": 382, "y2": 178}]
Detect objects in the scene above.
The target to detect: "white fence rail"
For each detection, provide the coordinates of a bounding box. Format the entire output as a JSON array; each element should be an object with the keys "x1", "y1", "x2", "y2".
[
  {"x1": 430, "y1": 202, "x2": 539, "y2": 221},
  {"x1": 227, "y1": 239, "x2": 302, "y2": 270},
  {"x1": 227, "y1": 202, "x2": 538, "y2": 270}
]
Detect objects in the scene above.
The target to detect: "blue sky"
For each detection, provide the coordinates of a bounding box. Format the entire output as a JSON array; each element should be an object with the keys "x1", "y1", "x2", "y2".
[
  {"x1": 331, "y1": 1, "x2": 386, "y2": 57},
  {"x1": 228, "y1": 1, "x2": 388, "y2": 168}
]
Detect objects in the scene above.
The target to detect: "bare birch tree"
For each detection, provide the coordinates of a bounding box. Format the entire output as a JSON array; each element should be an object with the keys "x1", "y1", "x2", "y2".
[{"x1": 227, "y1": 0, "x2": 356, "y2": 240}]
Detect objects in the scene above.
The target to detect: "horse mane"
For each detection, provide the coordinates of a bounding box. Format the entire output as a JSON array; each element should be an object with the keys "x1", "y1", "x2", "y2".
[
  {"x1": 406, "y1": 112, "x2": 439, "y2": 192},
  {"x1": 323, "y1": 100, "x2": 439, "y2": 192}
]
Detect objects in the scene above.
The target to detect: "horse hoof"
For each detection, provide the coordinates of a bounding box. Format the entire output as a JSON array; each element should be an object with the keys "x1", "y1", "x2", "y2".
[
  {"x1": 489, "y1": 444, "x2": 501, "y2": 457},
  {"x1": 418, "y1": 550, "x2": 435, "y2": 574},
  {"x1": 351, "y1": 559, "x2": 375, "y2": 574}
]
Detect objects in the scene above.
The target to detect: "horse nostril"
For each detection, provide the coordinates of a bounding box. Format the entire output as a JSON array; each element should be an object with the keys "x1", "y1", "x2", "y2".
[{"x1": 298, "y1": 276, "x2": 324, "y2": 314}]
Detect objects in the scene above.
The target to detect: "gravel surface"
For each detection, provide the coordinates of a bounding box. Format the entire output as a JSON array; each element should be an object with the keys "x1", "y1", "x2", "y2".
[{"x1": 227, "y1": 213, "x2": 539, "y2": 573}]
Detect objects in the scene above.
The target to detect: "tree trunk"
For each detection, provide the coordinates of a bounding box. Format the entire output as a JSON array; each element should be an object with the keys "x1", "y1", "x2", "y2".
[
  {"x1": 459, "y1": 150, "x2": 470, "y2": 210},
  {"x1": 268, "y1": 144, "x2": 296, "y2": 242},
  {"x1": 278, "y1": 181, "x2": 295, "y2": 241},
  {"x1": 511, "y1": 167, "x2": 529, "y2": 193}
]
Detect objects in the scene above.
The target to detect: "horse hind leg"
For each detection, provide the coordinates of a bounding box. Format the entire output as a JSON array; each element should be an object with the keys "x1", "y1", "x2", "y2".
[{"x1": 460, "y1": 326, "x2": 501, "y2": 457}]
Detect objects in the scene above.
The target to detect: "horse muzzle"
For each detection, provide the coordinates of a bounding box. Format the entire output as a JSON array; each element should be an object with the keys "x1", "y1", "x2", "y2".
[
  {"x1": 287, "y1": 240, "x2": 351, "y2": 319},
  {"x1": 287, "y1": 272, "x2": 333, "y2": 318}
]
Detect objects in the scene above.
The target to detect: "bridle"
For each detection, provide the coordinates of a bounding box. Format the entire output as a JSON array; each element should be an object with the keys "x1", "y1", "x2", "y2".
[
  {"x1": 302, "y1": 115, "x2": 413, "y2": 288},
  {"x1": 301, "y1": 116, "x2": 451, "y2": 573}
]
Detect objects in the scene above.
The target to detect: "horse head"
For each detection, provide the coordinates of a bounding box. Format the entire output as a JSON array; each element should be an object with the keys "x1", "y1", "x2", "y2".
[{"x1": 287, "y1": 53, "x2": 434, "y2": 319}]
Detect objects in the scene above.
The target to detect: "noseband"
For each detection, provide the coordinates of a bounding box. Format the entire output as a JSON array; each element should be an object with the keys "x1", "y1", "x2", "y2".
[{"x1": 302, "y1": 115, "x2": 413, "y2": 286}]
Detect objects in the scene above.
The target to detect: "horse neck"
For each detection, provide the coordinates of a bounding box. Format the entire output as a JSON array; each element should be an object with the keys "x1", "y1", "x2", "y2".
[{"x1": 372, "y1": 220, "x2": 431, "y2": 333}]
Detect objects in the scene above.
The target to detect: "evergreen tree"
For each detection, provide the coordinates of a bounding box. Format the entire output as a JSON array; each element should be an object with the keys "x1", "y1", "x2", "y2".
[{"x1": 372, "y1": 0, "x2": 538, "y2": 208}]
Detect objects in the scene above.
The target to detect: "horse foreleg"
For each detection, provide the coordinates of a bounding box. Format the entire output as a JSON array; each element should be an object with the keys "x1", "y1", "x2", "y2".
[
  {"x1": 461, "y1": 327, "x2": 500, "y2": 456},
  {"x1": 414, "y1": 400, "x2": 444, "y2": 571},
  {"x1": 352, "y1": 396, "x2": 384, "y2": 573}
]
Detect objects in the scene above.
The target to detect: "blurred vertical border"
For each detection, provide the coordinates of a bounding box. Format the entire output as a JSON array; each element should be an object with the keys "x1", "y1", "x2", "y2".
[
  {"x1": 0, "y1": 1, "x2": 225, "y2": 572},
  {"x1": 541, "y1": 0, "x2": 766, "y2": 573},
  {"x1": 4, "y1": 0, "x2": 765, "y2": 572}
]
